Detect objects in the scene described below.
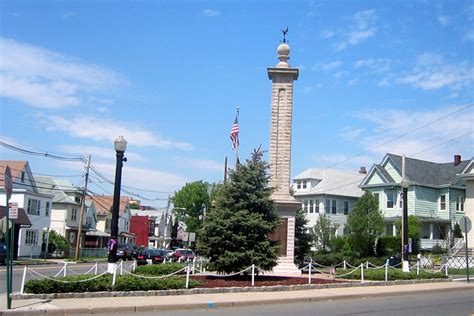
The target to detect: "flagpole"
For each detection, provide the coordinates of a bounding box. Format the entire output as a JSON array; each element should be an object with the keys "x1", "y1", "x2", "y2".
[{"x1": 235, "y1": 106, "x2": 240, "y2": 169}]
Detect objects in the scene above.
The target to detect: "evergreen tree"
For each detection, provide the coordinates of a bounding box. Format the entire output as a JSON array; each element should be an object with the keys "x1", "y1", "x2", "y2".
[
  {"x1": 346, "y1": 191, "x2": 384, "y2": 256},
  {"x1": 198, "y1": 149, "x2": 280, "y2": 273},
  {"x1": 294, "y1": 209, "x2": 312, "y2": 267}
]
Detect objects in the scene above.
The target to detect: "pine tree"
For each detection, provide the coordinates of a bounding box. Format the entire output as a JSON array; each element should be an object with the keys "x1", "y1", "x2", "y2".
[
  {"x1": 294, "y1": 209, "x2": 312, "y2": 267},
  {"x1": 198, "y1": 149, "x2": 280, "y2": 273}
]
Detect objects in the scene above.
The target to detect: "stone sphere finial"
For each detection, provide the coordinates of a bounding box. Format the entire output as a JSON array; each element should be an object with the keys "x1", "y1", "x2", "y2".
[{"x1": 276, "y1": 43, "x2": 291, "y2": 68}]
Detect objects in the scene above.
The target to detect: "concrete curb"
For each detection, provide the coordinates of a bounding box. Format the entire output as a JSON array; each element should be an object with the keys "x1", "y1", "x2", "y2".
[
  {"x1": 12, "y1": 278, "x2": 452, "y2": 300},
  {"x1": 2, "y1": 281, "x2": 472, "y2": 316}
]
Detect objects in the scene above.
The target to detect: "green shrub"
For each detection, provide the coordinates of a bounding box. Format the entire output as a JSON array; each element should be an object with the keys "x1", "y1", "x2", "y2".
[
  {"x1": 134, "y1": 263, "x2": 186, "y2": 276},
  {"x1": 377, "y1": 236, "x2": 401, "y2": 256},
  {"x1": 431, "y1": 244, "x2": 445, "y2": 255},
  {"x1": 330, "y1": 236, "x2": 346, "y2": 253},
  {"x1": 337, "y1": 268, "x2": 447, "y2": 281},
  {"x1": 24, "y1": 272, "x2": 201, "y2": 294}
]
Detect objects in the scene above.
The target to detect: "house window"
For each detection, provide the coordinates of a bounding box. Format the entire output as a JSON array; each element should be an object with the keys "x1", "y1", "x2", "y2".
[
  {"x1": 21, "y1": 171, "x2": 25, "y2": 183},
  {"x1": 69, "y1": 231, "x2": 76, "y2": 243},
  {"x1": 309, "y1": 200, "x2": 313, "y2": 213},
  {"x1": 27, "y1": 199, "x2": 41, "y2": 215},
  {"x1": 75, "y1": 196, "x2": 81, "y2": 204},
  {"x1": 45, "y1": 202, "x2": 50, "y2": 216},
  {"x1": 399, "y1": 191, "x2": 403, "y2": 208},
  {"x1": 374, "y1": 193, "x2": 379, "y2": 205},
  {"x1": 296, "y1": 181, "x2": 301, "y2": 189},
  {"x1": 440, "y1": 195, "x2": 446, "y2": 211},
  {"x1": 25, "y1": 230, "x2": 38, "y2": 245},
  {"x1": 332, "y1": 200, "x2": 337, "y2": 214},
  {"x1": 105, "y1": 218, "x2": 111, "y2": 231},
  {"x1": 304, "y1": 200, "x2": 309, "y2": 213},
  {"x1": 456, "y1": 196, "x2": 464, "y2": 212},
  {"x1": 302, "y1": 180, "x2": 307, "y2": 189},
  {"x1": 386, "y1": 193, "x2": 394, "y2": 209},
  {"x1": 344, "y1": 201, "x2": 349, "y2": 215},
  {"x1": 86, "y1": 216, "x2": 92, "y2": 227},
  {"x1": 71, "y1": 208, "x2": 77, "y2": 221},
  {"x1": 314, "y1": 199, "x2": 319, "y2": 213},
  {"x1": 325, "y1": 199, "x2": 330, "y2": 213}
]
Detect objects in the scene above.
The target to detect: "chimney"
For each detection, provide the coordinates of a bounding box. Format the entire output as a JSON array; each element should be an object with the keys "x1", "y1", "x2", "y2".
[
  {"x1": 359, "y1": 166, "x2": 367, "y2": 174},
  {"x1": 454, "y1": 155, "x2": 461, "y2": 166}
]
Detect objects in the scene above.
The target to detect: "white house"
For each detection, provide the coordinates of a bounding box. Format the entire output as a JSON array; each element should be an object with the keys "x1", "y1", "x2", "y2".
[
  {"x1": 0, "y1": 161, "x2": 52, "y2": 258},
  {"x1": 292, "y1": 168, "x2": 366, "y2": 236},
  {"x1": 35, "y1": 176, "x2": 97, "y2": 247},
  {"x1": 87, "y1": 195, "x2": 135, "y2": 245}
]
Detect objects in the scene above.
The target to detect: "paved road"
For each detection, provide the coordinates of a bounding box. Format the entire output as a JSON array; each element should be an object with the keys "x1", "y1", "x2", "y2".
[
  {"x1": 96, "y1": 289, "x2": 474, "y2": 316},
  {"x1": 0, "y1": 262, "x2": 128, "y2": 293}
]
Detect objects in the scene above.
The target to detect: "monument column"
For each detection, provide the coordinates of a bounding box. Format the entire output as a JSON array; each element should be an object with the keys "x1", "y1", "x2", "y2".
[{"x1": 267, "y1": 37, "x2": 301, "y2": 276}]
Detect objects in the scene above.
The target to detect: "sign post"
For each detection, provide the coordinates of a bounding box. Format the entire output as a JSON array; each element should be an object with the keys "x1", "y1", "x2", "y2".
[
  {"x1": 4, "y1": 166, "x2": 12, "y2": 309},
  {"x1": 460, "y1": 216, "x2": 471, "y2": 283}
]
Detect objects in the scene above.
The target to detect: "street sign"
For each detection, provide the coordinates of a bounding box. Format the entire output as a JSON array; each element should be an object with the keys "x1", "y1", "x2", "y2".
[
  {"x1": 460, "y1": 216, "x2": 471, "y2": 233},
  {"x1": 4, "y1": 166, "x2": 12, "y2": 201},
  {"x1": 8, "y1": 202, "x2": 18, "y2": 220}
]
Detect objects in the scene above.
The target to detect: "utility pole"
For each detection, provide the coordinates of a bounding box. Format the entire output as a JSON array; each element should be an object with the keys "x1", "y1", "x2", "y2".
[
  {"x1": 163, "y1": 195, "x2": 171, "y2": 248},
  {"x1": 75, "y1": 155, "x2": 91, "y2": 261}
]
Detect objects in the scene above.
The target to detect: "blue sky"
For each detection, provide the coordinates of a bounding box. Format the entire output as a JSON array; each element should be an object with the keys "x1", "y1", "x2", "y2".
[{"x1": 1, "y1": 1, "x2": 473, "y2": 207}]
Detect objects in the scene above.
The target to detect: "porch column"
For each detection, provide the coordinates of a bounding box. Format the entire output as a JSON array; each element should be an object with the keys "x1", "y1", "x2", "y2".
[
  {"x1": 429, "y1": 223, "x2": 434, "y2": 239},
  {"x1": 392, "y1": 224, "x2": 397, "y2": 236}
]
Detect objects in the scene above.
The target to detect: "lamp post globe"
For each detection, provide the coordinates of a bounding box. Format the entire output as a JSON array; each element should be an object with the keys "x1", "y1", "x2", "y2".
[{"x1": 108, "y1": 136, "x2": 127, "y2": 272}]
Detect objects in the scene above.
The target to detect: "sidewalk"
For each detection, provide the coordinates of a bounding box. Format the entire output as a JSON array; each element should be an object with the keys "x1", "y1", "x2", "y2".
[{"x1": 1, "y1": 281, "x2": 472, "y2": 315}]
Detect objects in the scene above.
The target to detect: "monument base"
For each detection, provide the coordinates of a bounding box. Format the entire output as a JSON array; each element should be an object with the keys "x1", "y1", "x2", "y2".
[{"x1": 269, "y1": 256, "x2": 302, "y2": 277}]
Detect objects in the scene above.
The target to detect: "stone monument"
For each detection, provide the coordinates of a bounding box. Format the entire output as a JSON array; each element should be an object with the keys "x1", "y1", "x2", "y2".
[{"x1": 267, "y1": 34, "x2": 301, "y2": 276}]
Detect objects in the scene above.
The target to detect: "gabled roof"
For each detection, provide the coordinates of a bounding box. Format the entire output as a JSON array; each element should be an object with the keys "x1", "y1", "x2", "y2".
[
  {"x1": 0, "y1": 160, "x2": 36, "y2": 191},
  {"x1": 87, "y1": 195, "x2": 130, "y2": 216},
  {"x1": 293, "y1": 168, "x2": 364, "y2": 198},
  {"x1": 362, "y1": 153, "x2": 471, "y2": 187},
  {"x1": 35, "y1": 176, "x2": 81, "y2": 204}
]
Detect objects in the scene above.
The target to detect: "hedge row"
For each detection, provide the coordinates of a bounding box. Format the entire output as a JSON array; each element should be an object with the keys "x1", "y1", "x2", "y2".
[
  {"x1": 336, "y1": 268, "x2": 447, "y2": 281},
  {"x1": 134, "y1": 263, "x2": 186, "y2": 276}
]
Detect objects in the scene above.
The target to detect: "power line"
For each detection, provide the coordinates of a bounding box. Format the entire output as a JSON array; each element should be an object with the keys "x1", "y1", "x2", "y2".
[{"x1": 0, "y1": 141, "x2": 85, "y2": 162}]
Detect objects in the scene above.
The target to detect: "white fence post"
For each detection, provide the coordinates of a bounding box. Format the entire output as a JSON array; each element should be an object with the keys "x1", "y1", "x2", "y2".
[
  {"x1": 20, "y1": 266, "x2": 27, "y2": 294},
  {"x1": 132, "y1": 260, "x2": 136, "y2": 272},
  {"x1": 343, "y1": 260, "x2": 347, "y2": 270},
  {"x1": 308, "y1": 259, "x2": 312, "y2": 284},
  {"x1": 416, "y1": 260, "x2": 420, "y2": 276},
  {"x1": 444, "y1": 264, "x2": 448, "y2": 277},
  {"x1": 94, "y1": 261, "x2": 98, "y2": 275},
  {"x1": 251, "y1": 264, "x2": 255, "y2": 287},
  {"x1": 185, "y1": 263, "x2": 190, "y2": 289},
  {"x1": 112, "y1": 264, "x2": 117, "y2": 286},
  {"x1": 360, "y1": 263, "x2": 364, "y2": 284},
  {"x1": 192, "y1": 257, "x2": 196, "y2": 275},
  {"x1": 385, "y1": 260, "x2": 389, "y2": 282},
  {"x1": 120, "y1": 260, "x2": 123, "y2": 276},
  {"x1": 366, "y1": 261, "x2": 369, "y2": 269},
  {"x1": 63, "y1": 262, "x2": 68, "y2": 277}
]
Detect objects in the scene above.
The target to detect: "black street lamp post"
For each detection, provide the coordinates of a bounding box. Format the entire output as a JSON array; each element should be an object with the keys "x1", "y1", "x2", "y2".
[
  {"x1": 401, "y1": 179, "x2": 409, "y2": 272},
  {"x1": 108, "y1": 136, "x2": 127, "y2": 270}
]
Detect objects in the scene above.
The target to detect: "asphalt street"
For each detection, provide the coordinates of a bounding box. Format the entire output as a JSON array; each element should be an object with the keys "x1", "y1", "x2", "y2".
[
  {"x1": 96, "y1": 289, "x2": 474, "y2": 316},
  {"x1": 0, "y1": 262, "x2": 124, "y2": 293}
]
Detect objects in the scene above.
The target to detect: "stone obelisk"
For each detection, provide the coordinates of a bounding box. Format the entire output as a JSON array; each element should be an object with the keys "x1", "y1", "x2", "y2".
[{"x1": 267, "y1": 37, "x2": 301, "y2": 276}]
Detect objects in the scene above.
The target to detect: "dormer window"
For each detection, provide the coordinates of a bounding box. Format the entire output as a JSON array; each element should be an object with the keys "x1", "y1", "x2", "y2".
[
  {"x1": 302, "y1": 180, "x2": 307, "y2": 189},
  {"x1": 296, "y1": 180, "x2": 301, "y2": 189}
]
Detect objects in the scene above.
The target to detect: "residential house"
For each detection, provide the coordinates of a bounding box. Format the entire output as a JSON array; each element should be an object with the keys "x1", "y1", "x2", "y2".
[
  {"x1": 292, "y1": 168, "x2": 366, "y2": 236},
  {"x1": 129, "y1": 212, "x2": 156, "y2": 248},
  {"x1": 360, "y1": 153, "x2": 470, "y2": 250},
  {"x1": 87, "y1": 195, "x2": 135, "y2": 246},
  {"x1": 35, "y1": 176, "x2": 97, "y2": 247},
  {"x1": 0, "y1": 161, "x2": 52, "y2": 258},
  {"x1": 458, "y1": 159, "x2": 474, "y2": 249},
  {"x1": 130, "y1": 207, "x2": 169, "y2": 248}
]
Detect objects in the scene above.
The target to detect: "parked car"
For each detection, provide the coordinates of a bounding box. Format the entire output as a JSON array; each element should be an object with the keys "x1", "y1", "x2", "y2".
[
  {"x1": 116, "y1": 244, "x2": 137, "y2": 260},
  {"x1": 171, "y1": 249, "x2": 195, "y2": 262},
  {"x1": 0, "y1": 243, "x2": 6, "y2": 265},
  {"x1": 136, "y1": 248, "x2": 166, "y2": 265}
]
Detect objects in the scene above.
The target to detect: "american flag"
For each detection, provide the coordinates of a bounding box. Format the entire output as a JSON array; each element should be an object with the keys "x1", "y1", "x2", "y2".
[{"x1": 229, "y1": 115, "x2": 239, "y2": 151}]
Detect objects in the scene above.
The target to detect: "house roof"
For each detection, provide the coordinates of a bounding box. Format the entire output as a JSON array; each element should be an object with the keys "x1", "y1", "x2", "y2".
[
  {"x1": 386, "y1": 153, "x2": 469, "y2": 186},
  {"x1": 361, "y1": 153, "x2": 471, "y2": 187},
  {"x1": 0, "y1": 160, "x2": 28, "y2": 188},
  {"x1": 87, "y1": 195, "x2": 130, "y2": 216},
  {"x1": 35, "y1": 176, "x2": 81, "y2": 204},
  {"x1": 0, "y1": 206, "x2": 32, "y2": 226},
  {"x1": 293, "y1": 168, "x2": 365, "y2": 198}
]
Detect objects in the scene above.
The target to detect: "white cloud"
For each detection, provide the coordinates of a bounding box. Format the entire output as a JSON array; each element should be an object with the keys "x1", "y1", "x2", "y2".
[
  {"x1": 354, "y1": 58, "x2": 392, "y2": 73},
  {"x1": 60, "y1": 145, "x2": 147, "y2": 163},
  {"x1": 46, "y1": 115, "x2": 193, "y2": 150},
  {"x1": 333, "y1": 71, "x2": 348, "y2": 79},
  {"x1": 463, "y1": 30, "x2": 474, "y2": 42},
  {"x1": 0, "y1": 37, "x2": 125, "y2": 109},
  {"x1": 437, "y1": 15, "x2": 450, "y2": 26},
  {"x1": 203, "y1": 9, "x2": 220, "y2": 17},
  {"x1": 321, "y1": 60, "x2": 343, "y2": 71},
  {"x1": 336, "y1": 10, "x2": 377, "y2": 51},
  {"x1": 176, "y1": 157, "x2": 224, "y2": 171},
  {"x1": 60, "y1": 161, "x2": 188, "y2": 195},
  {"x1": 353, "y1": 105, "x2": 474, "y2": 162},
  {"x1": 321, "y1": 30, "x2": 334, "y2": 39},
  {"x1": 396, "y1": 54, "x2": 474, "y2": 90},
  {"x1": 339, "y1": 126, "x2": 364, "y2": 140},
  {"x1": 309, "y1": 153, "x2": 376, "y2": 171}
]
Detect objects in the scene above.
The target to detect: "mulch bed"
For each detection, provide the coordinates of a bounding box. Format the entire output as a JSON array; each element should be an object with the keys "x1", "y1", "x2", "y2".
[{"x1": 191, "y1": 275, "x2": 342, "y2": 288}]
